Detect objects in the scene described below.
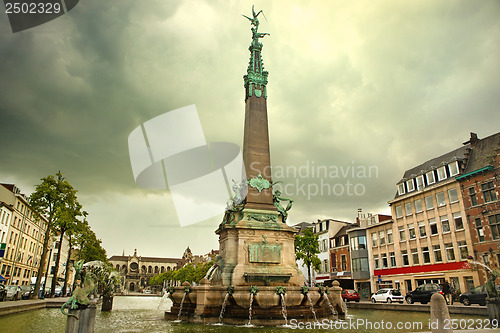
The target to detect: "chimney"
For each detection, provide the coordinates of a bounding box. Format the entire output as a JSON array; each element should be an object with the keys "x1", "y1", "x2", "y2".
[
  {"x1": 470, "y1": 132, "x2": 478, "y2": 148},
  {"x1": 464, "y1": 132, "x2": 479, "y2": 148}
]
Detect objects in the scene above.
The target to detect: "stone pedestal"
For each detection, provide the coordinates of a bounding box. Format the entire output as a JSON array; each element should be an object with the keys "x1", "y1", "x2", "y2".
[
  {"x1": 216, "y1": 208, "x2": 304, "y2": 287},
  {"x1": 65, "y1": 300, "x2": 97, "y2": 333},
  {"x1": 487, "y1": 297, "x2": 500, "y2": 325},
  {"x1": 101, "y1": 295, "x2": 113, "y2": 311}
]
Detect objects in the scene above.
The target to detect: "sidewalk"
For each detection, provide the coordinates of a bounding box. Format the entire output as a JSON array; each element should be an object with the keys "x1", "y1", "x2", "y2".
[{"x1": 0, "y1": 297, "x2": 69, "y2": 316}]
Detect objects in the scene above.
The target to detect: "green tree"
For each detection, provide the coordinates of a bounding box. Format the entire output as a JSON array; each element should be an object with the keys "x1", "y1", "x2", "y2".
[
  {"x1": 294, "y1": 228, "x2": 321, "y2": 287},
  {"x1": 49, "y1": 194, "x2": 85, "y2": 297},
  {"x1": 74, "y1": 219, "x2": 107, "y2": 262},
  {"x1": 29, "y1": 172, "x2": 78, "y2": 299}
]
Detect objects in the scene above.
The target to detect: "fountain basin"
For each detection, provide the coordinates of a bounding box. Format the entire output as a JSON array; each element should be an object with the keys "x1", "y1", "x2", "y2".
[{"x1": 165, "y1": 282, "x2": 345, "y2": 325}]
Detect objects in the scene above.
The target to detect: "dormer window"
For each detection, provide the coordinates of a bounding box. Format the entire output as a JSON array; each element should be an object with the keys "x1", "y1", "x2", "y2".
[
  {"x1": 406, "y1": 179, "x2": 415, "y2": 192},
  {"x1": 437, "y1": 166, "x2": 447, "y2": 181},
  {"x1": 398, "y1": 183, "x2": 406, "y2": 195},
  {"x1": 448, "y1": 161, "x2": 459, "y2": 176},
  {"x1": 426, "y1": 170, "x2": 436, "y2": 185},
  {"x1": 416, "y1": 175, "x2": 424, "y2": 191}
]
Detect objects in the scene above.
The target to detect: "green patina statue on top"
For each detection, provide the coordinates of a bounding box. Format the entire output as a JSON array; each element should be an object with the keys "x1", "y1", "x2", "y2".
[{"x1": 243, "y1": 6, "x2": 269, "y2": 100}]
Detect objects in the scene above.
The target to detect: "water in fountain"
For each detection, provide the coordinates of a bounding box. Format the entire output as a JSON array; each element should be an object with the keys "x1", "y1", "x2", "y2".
[
  {"x1": 306, "y1": 293, "x2": 318, "y2": 323},
  {"x1": 175, "y1": 293, "x2": 187, "y2": 322},
  {"x1": 217, "y1": 292, "x2": 230, "y2": 324},
  {"x1": 324, "y1": 294, "x2": 338, "y2": 318},
  {"x1": 246, "y1": 293, "x2": 255, "y2": 327},
  {"x1": 157, "y1": 292, "x2": 170, "y2": 310},
  {"x1": 279, "y1": 294, "x2": 290, "y2": 327},
  {"x1": 465, "y1": 260, "x2": 493, "y2": 272}
]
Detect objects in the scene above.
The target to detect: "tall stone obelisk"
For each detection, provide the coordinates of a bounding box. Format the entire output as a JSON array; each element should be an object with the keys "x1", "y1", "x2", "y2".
[
  {"x1": 214, "y1": 7, "x2": 304, "y2": 288},
  {"x1": 242, "y1": 10, "x2": 275, "y2": 211}
]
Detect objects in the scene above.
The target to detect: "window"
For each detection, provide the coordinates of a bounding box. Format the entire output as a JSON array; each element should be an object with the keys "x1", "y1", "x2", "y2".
[
  {"x1": 458, "y1": 241, "x2": 468, "y2": 260},
  {"x1": 415, "y1": 199, "x2": 423, "y2": 213},
  {"x1": 448, "y1": 161, "x2": 459, "y2": 176},
  {"x1": 425, "y1": 196, "x2": 434, "y2": 210},
  {"x1": 360, "y1": 258, "x2": 368, "y2": 271},
  {"x1": 405, "y1": 202, "x2": 412, "y2": 216},
  {"x1": 440, "y1": 215, "x2": 450, "y2": 233},
  {"x1": 387, "y1": 229, "x2": 393, "y2": 244},
  {"x1": 453, "y1": 213, "x2": 463, "y2": 231},
  {"x1": 437, "y1": 166, "x2": 447, "y2": 181},
  {"x1": 482, "y1": 181, "x2": 497, "y2": 203},
  {"x1": 379, "y1": 231, "x2": 386, "y2": 246},
  {"x1": 399, "y1": 226, "x2": 406, "y2": 241},
  {"x1": 436, "y1": 192, "x2": 446, "y2": 207},
  {"x1": 381, "y1": 253, "x2": 388, "y2": 268},
  {"x1": 445, "y1": 243, "x2": 455, "y2": 261},
  {"x1": 374, "y1": 255, "x2": 379, "y2": 269},
  {"x1": 433, "y1": 245, "x2": 442, "y2": 262},
  {"x1": 448, "y1": 188, "x2": 459, "y2": 203},
  {"x1": 408, "y1": 223, "x2": 416, "y2": 239},
  {"x1": 488, "y1": 214, "x2": 500, "y2": 239},
  {"x1": 398, "y1": 183, "x2": 405, "y2": 195},
  {"x1": 477, "y1": 226, "x2": 485, "y2": 242},
  {"x1": 483, "y1": 254, "x2": 490, "y2": 266},
  {"x1": 401, "y1": 250, "x2": 409, "y2": 266},
  {"x1": 418, "y1": 221, "x2": 426, "y2": 237},
  {"x1": 429, "y1": 218, "x2": 438, "y2": 235},
  {"x1": 406, "y1": 179, "x2": 415, "y2": 192},
  {"x1": 372, "y1": 232, "x2": 378, "y2": 247},
  {"x1": 358, "y1": 235, "x2": 366, "y2": 249},
  {"x1": 426, "y1": 171, "x2": 436, "y2": 185},
  {"x1": 416, "y1": 175, "x2": 425, "y2": 191},
  {"x1": 390, "y1": 252, "x2": 396, "y2": 267},
  {"x1": 395, "y1": 205, "x2": 403, "y2": 218},
  {"x1": 469, "y1": 187, "x2": 478, "y2": 206},
  {"x1": 411, "y1": 248, "x2": 419, "y2": 265}
]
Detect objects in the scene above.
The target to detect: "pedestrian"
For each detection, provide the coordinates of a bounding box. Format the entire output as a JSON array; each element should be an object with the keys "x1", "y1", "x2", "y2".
[{"x1": 442, "y1": 281, "x2": 452, "y2": 305}]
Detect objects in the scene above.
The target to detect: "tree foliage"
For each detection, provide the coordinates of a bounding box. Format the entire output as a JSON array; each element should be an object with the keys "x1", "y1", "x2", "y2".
[
  {"x1": 294, "y1": 228, "x2": 321, "y2": 286},
  {"x1": 148, "y1": 261, "x2": 214, "y2": 286},
  {"x1": 29, "y1": 171, "x2": 79, "y2": 299}
]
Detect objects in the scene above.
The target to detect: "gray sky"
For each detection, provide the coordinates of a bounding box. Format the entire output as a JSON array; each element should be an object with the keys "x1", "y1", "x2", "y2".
[{"x1": 1, "y1": 0, "x2": 499, "y2": 258}]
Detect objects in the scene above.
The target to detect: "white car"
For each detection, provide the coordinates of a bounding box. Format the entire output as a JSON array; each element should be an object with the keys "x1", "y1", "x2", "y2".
[{"x1": 371, "y1": 288, "x2": 404, "y2": 303}]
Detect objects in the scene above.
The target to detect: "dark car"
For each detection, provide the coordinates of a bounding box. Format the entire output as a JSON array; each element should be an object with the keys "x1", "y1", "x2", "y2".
[
  {"x1": 406, "y1": 283, "x2": 444, "y2": 304},
  {"x1": 21, "y1": 286, "x2": 34, "y2": 300},
  {"x1": 459, "y1": 285, "x2": 500, "y2": 306},
  {"x1": 0, "y1": 285, "x2": 7, "y2": 301},
  {"x1": 341, "y1": 289, "x2": 360, "y2": 302}
]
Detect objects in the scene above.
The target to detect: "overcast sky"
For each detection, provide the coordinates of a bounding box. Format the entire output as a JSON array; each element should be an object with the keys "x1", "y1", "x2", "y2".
[{"x1": 1, "y1": 0, "x2": 499, "y2": 258}]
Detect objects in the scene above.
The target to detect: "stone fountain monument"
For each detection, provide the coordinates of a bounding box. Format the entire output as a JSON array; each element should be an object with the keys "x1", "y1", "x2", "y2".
[{"x1": 165, "y1": 7, "x2": 345, "y2": 325}]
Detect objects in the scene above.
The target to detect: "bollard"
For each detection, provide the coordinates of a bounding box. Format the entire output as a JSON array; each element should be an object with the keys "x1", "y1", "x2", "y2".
[
  {"x1": 430, "y1": 293, "x2": 452, "y2": 333},
  {"x1": 65, "y1": 300, "x2": 97, "y2": 333}
]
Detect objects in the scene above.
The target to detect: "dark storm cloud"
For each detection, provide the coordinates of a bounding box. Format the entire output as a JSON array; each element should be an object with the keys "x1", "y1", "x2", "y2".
[{"x1": 1, "y1": 0, "x2": 499, "y2": 256}]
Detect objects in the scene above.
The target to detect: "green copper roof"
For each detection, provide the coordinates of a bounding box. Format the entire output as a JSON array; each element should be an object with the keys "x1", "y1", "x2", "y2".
[
  {"x1": 455, "y1": 165, "x2": 493, "y2": 180},
  {"x1": 243, "y1": 6, "x2": 269, "y2": 100}
]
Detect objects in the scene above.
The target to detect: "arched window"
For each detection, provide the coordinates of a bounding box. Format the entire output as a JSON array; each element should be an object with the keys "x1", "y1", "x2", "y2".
[
  {"x1": 141, "y1": 265, "x2": 146, "y2": 273},
  {"x1": 167, "y1": 266, "x2": 171, "y2": 271},
  {"x1": 148, "y1": 266, "x2": 152, "y2": 274},
  {"x1": 161, "y1": 266, "x2": 165, "y2": 273},
  {"x1": 154, "y1": 266, "x2": 159, "y2": 274},
  {"x1": 122, "y1": 265, "x2": 127, "y2": 273},
  {"x1": 116, "y1": 264, "x2": 120, "y2": 270}
]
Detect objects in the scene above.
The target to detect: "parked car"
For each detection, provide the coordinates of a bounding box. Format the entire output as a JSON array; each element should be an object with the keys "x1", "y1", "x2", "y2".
[
  {"x1": 371, "y1": 288, "x2": 404, "y2": 303},
  {"x1": 341, "y1": 289, "x2": 360, "y2": 302},
  {"x1": 0, "y1": 285, "x2": 7, "y2": 301},
  {"x1": 5, "y1": 285, "x2": 21, "y2": 301},
  {"x1": 21, "y1": 286, "x2": 34, "y2": 300},
  {"x1": 406, "y1": 283, "x2": 443, "y2": 304},
  {"x1": 459, "y1": 285, "x2": 500, "y2": 306},
  {"x1": 54, "y1": 286, "x2": 63, "y2": 297}
]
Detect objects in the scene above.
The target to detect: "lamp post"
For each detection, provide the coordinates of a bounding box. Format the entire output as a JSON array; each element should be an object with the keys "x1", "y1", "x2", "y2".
[{"x1": 41, "y1": 245, "x2": 53, "y2": 299}]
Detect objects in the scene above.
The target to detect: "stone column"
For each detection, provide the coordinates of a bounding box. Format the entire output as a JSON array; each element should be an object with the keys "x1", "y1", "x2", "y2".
[{"x1": 65, "y1": 300, "x2": 97, "y2": 333}]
